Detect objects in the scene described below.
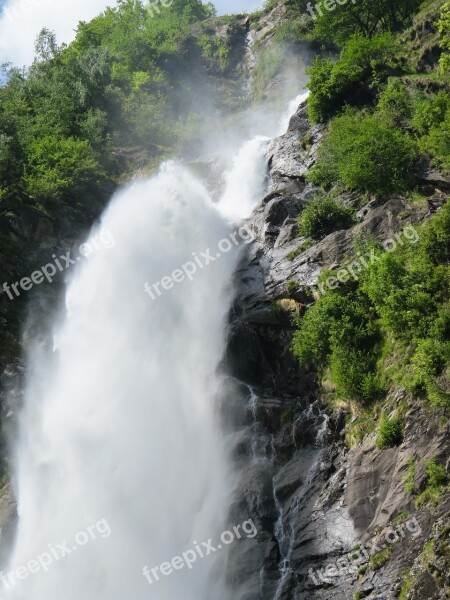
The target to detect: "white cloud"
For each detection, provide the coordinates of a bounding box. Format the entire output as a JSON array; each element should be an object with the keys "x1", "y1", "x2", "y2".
[
  {"x1": 0, "y1": 0, "x2": 264, "y2": 67},
  {"x1": 0, "y1": 0, "x2": 113, "y2": 67}
]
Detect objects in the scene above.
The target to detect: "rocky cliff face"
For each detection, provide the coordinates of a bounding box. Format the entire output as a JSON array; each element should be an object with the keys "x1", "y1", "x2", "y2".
[
  {"x1": 222, "y1": 100, "x2": 450, "y2": 600},
  {"x1": 0, "y1": 5, "x2": 448, "y2": 599}
]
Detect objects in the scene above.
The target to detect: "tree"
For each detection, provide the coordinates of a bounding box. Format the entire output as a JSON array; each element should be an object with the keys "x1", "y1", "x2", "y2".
[
  {"x1": 23, "y1": 136, "x2": 100, "y2": 205},
  {"x1": 307, "y1": 33, "x2": 400, "y2": 122},
  {"x1": 312, "y1": 0, "x2": 422, "y2": 45},
  {"x1": 308, "y1": 109, "x2": 417, "y2": 195},
  {"x1": 438, "y1": 2, "x2": 450, "y2": 73}
]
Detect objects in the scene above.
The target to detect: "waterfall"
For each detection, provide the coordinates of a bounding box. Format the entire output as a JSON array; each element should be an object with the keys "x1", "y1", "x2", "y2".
[
  {"x1": 278, "y1": 91, "x2": 310, "y2": 135},
  {"x1": 4, "y1": 94, "x2": 306, "y2": 600}
]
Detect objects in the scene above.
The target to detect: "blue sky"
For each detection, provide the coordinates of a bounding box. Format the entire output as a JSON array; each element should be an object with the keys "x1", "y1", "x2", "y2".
[
  {"x1": 0, "y1": 0, "x2": 263, "y2": 67},
  {"x1": 215, "y1": 0, "x2": 263, "y2": 13},
  {"x1": 0, "y1": 0, "x2": 264, "y2": 13}
]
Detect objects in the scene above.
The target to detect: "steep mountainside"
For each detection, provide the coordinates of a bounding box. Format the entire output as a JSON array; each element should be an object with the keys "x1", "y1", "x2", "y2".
[
  {"x1": 222, "y1": 99, "x2": 450, "y2": 600},
  {"x1": 0, "y1": 0, "x2": 449, "y2": 598}
]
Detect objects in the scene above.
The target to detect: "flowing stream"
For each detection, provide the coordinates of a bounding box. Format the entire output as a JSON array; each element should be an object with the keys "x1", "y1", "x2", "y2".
[{"x1": 4, "y1": 94, "x2": 305, "y2": 600}]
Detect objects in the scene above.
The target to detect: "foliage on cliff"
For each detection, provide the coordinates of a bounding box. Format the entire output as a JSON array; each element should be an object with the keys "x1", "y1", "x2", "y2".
[
  {"x1": 293, "y1": 1, "x2": 450, "y2": 437},
  {"x1": 294, "y1": 203, "x2": 450, "y2": 409},
  {"x1": 0, "y1": 0, "x2": 217, "y2": 240},
  {"x1": 0, "y1": 0, "x2": 224, "y2": 364},
  {"x1": 305, "y1": 0, "x2": 449, "y2": 196}
]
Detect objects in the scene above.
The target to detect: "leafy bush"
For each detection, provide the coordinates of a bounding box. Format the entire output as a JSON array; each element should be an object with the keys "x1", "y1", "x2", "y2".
[
  {"x1": 420, "y1": 201, "x2": 450, "y2": 265},
  {"x1": 415, "y1": 459, "x2": 448, "y2": 508},
  {"x1": 308, "y1": 110, "x2": 417, "y2": 195},
  {"x1": 438, "y1": 2, "x2": 450, "y2": 74},
  {"x1": 294, "y1": 203, "x2": 450, "y2": 412},
  {"x1": 306, "y1": 57, "x2": 335, "y2": 124},
  {"x1": 376, "y1": 413, "x2": 404, "y2": 449},
  {"x1": 411, "y1": 339, "x2": 449, "y2": 384},
  {"x1": 426, "y1": 459, "x2": 447, "y2": 488},
  {"x1": 419, "y1": 112, "x2": 450, "y2": 172},
  {"x1": 312, "y1": 0, "x2": 422, "y2": 44},
  {"x1": 402, "y1": 458, "x2": 416, "y2": 494},
  {"x1": 360, "y1": 244, "x2": 448, "y2": 339},
  {"x1": 293, "y1": 284, "x2": 384, "y2": 403},
  {"x1": 369, "y1": 547, "x2": 392, "y2": 570},
  {"x1": 378, "y1": 79, "x2": 413, "y2": 127},
  {"x1": 307, "y1": 33, "x2": 399, "y2": 123},
  {"x1": 299, "y1": 195, "x2": 355, "y2": 240},
  {"x1": 411, "y1": 91, "x2": 450, "y2": 134},
  {"x1": 23, "y1": 136, "x2": 100, "y2": 204},
  {"x1": 198, "y1": 35, "x2": 230, "y2": 71},
  {"x1": 330, "y1": 348, "x2": 385, "y2": 403}
]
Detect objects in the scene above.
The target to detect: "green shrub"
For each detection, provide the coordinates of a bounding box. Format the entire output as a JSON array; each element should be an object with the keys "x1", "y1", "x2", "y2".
[
  {"x1": 346, "y1": 411, "x2": 377, "y2": 447},
  {"x1": 410, "y1": 339, "x2": 450, "y2": 407},
  {"x1": 426, "y1": 459, "x2": 448, "y2": 488},
  {"x1": 420, "y1": 111, "x2": 450, "y2": 172},
  {"x1": 293, "y1": 284, "x2": 384, "y2": 403},
  {"x1": 391, "y1": 511, "x2": 411, "y2": 526},
  {"x1": 415, "y1": 486, "x2": 445, "y2": 508},
  {"x1": 23, "y1": 135, "x2": 102, "y2": 208},
  {"x1": 360, "y1": 243, "x2": 448, "y2": 340},
  {"x1": 410, "y1": 91, "x2": 450, "y2": 171},
  {"x1": 299, "y1": 196, "x2": 355, "y2": 240},
  {"x1": 308, "y1": 110, "x2": 417, "y2": 195},
  {"x1": 415, "y1": 459, "x2": 448, "y2": 508},
  {"x1": 411, "y1": 339, "x2": 449, "y2": 383},
  {"x1": 438, "y1": 2, "x2": 450, "y2": 74},
  {"x1": 286, "y1": 279, "x2": 298, "y2": 293},
  {"x1": 294, "y1": 173, "x2": 450, "y2": 413},
  {"x1": 399, "y1": 570, "x2": 415, "y2": 600},
  {"x1": 369, "y1": 547, "x2": 392, "y2": 570},
  {"x1": 312, "y1": 0, "x2": 422, "y2": 45},
  {"x1": 307, "y1": 33, "x2": 398, "y2": 123},
  {"x1": 330, "y1": 347, "x2": 385, "y2": 403},
  {"x1": 376, "y1": 413, "x2": 404, "y2": 449},
  {"x1": 411, "y1": 91, "x2": 450, "y2": 135},
  {"x1": 274, "y1": 18, "x2": 310, "y2": 43},
  {"x1": 306, "y1": 57, "x2": 335, "y2": 123},
  {"x1": 378, "y1": 79, "x2": 413, "y2": 127},
  {"x1": 421, "y1": 202, "x2": 450, "y2": 265},
  {"x1": 402, "y1": 458, "x2": 416, "y2": 494}
]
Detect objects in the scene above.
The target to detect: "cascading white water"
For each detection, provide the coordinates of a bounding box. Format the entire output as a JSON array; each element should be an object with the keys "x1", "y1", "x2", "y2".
[
  {"x1": 4, "y1": 94, "x2": 306, "y2": 600},
  {"x1": 219, "y1": 136, "x2": 270, "y2": 221},
  {"x1": 278, "y1": 91, "x2": 310, "y2": 135}
]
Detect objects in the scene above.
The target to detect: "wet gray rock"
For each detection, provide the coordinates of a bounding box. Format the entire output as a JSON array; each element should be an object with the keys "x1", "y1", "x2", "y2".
[{"x1": 223, "y1": 93, "x2": 450, "y2": 600}]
